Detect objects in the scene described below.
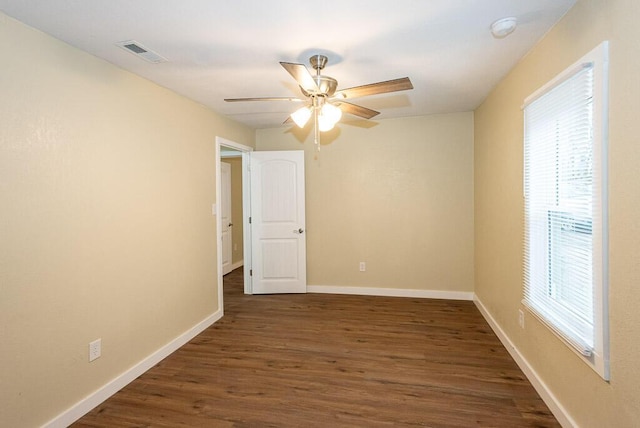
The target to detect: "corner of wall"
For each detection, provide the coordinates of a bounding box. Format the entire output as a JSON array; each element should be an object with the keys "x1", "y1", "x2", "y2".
[{"x1": 473, "y1": 295, "x2": 577, "y2": 428}]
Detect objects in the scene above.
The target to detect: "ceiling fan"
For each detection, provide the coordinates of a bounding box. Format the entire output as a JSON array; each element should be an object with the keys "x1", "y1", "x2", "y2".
[{"x1": 224, "y1": 54, "x2": 413, "y2": 148}]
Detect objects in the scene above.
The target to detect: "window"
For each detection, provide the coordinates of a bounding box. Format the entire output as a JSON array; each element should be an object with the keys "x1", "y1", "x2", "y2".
[{"x1": 523, "y1": 42, "x2": 609, "y2": 380}]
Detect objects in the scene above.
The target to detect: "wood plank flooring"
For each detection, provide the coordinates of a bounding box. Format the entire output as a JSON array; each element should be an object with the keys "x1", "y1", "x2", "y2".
[{"x1": 72, "y1": 268, "x2": 559, "y2": 427}]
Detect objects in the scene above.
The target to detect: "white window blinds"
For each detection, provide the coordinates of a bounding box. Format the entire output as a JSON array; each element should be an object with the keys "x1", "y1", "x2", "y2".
[{"x1": 523, "y1": 42, "x2": 609, "y2": 380}]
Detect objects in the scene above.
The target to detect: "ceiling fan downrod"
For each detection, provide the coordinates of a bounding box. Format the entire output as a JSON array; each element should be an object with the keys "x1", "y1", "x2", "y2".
[{"x1": 301, "y1": 55, "x2": 338, "y2": 98}]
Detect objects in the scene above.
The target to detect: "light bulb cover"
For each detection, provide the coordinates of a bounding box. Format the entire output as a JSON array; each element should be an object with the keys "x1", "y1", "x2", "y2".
[
  {"x1": 291, "y1": 106, "x2": 312, "y2": 128},
  {"x1": 318, "y1": 114, "x2": 335, "y2": 132},
  {"x1": 321, "y1": 102, "x2": 342, "y2": 123}
]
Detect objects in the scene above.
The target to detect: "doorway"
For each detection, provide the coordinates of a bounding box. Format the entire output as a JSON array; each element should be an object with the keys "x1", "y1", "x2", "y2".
[
  {"x1": 215, "y1": 137, "x2": 253, "y2": 313},
  {"x1": 216, "y1": 140, "x2": 308, "y2": 310}
]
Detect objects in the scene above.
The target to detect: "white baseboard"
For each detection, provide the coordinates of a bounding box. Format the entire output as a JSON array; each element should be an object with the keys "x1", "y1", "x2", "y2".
[
  {"x1": 42, "y1": 309, "x2": 223, "y2": 428},
  {"x1": 473, "y1": 296, "x2": 577, "y2": 428},
  {"x1": 230, "y1": 260, "x2": 244, "y2": 271},
  {"x1": 41, "y1": 291, "x2": 570, "y2": 427},
  {"x1": 307, "y1": 285, "x2": 474, "y2": 301}
]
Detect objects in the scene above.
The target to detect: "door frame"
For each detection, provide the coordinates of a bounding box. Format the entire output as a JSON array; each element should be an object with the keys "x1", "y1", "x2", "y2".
[{"x1": 215, "y1": 136, "x2": 253, "y2": 311}]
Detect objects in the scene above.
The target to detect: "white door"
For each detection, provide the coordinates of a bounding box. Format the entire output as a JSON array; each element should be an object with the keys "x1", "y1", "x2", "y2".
[
  {"x1": 250, "y1": 151, "x2": 306, "y2": 294},
  {"x1": 220, "y1": 161, "x2": 233, "y2": 275}
]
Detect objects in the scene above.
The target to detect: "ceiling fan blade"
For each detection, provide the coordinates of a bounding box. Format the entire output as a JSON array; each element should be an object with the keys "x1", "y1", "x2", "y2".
[
  {"x1": 224, "y1": 97, "x2": 303, "y2": 102},
  {"x1": 336, "y1": 77, "x2": 413, "y2": 99},
  {"x1": 337, "y1": 101, "x2": 380, "y2": 119},
  {"x1": 280, "y1": 61, "x2": 319, "y2": 93}
]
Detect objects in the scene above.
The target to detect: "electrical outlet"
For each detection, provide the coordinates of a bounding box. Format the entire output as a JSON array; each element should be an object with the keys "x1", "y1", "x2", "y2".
[
  {"x1": 359, "y1": 262, "x2": 366, "y2": 272},
  {"x1": 518, "y1": 310, "x2": 525, "y2": 329},
  {"x1": 89, "y1": 338, "x2": 101, "y2": 362}
]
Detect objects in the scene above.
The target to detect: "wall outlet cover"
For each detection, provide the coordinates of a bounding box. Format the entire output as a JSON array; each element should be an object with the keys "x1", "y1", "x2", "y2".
[
  {"x1": 518, "y1": 310, "x2": 525, "y2": 329},
  {"x1": 89, "y1": 338, "x2": 101, "y2": 362}
]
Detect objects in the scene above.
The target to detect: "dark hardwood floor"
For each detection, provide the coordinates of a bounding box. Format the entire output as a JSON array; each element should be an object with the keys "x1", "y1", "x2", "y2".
[{"x1": 73, "y1": 268, "x2": 559, "y2": 427}]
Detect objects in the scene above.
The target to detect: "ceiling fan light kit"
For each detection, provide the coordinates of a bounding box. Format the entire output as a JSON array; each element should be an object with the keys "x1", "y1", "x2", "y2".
[
  {"x1": 225, "y1": 54, "x2": 413, "y2": 150},
  {"x1": 318, "y1": 102, "x2": 342, "y2": 131},
  {"x1": 291, "y1": 106, "x2": 312, "y2": 128}
]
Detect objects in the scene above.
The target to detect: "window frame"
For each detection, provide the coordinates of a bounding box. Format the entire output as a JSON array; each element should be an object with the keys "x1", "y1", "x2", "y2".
[{"x1": 522, "y1": 41, "x2": 610, "y2": 381}]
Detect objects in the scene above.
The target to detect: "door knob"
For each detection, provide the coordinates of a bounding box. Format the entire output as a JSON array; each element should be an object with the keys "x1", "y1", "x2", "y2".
[
  {"x1": 294, "y1": 228, "x2": 304, "y2": 234},
  {"x1": 228, "y1": 223, "x2": 233, "y2": 227}
]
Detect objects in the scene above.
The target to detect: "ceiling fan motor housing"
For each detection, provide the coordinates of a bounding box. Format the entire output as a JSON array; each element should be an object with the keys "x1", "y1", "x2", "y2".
[
  {"x1": 301, "y1": 75, "x2": 338, "y2": 97},
  {"x1": 299, "y1": 55, "x2": 338, "y2": 97}
]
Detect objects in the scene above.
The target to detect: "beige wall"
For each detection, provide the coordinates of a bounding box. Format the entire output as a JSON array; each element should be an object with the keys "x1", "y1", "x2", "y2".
[
  {"x1": 474, "y1": 0, "x2": 640, "y2": 426},
  {"x1": 0, "y1": 13, "x2": 254, "y2": 427},
  {"x1": 257, "y1": 113, "x2": 474, "y2": 293},
  {"x1": 10, "y1": 0, "x2": 640, "y2": 425},
  {"x1": 221, "y1": 157, "x2": 244, "y2": 265}
]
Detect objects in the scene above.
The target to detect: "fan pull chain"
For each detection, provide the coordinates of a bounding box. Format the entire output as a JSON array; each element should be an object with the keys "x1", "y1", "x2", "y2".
[{"x1": 314, "y1": 103, "x2": 320, "y2": 152}]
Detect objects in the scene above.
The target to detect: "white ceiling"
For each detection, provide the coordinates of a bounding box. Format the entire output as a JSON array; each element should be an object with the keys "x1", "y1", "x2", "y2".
[{"x1": 0, "y1": 0, "x2": 576, "y2": 129}]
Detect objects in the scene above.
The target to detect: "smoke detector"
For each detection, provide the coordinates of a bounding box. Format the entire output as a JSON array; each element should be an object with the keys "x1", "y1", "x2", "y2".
[{"x1": 491, "y1": 17, "x2": 518, "y2": 39}]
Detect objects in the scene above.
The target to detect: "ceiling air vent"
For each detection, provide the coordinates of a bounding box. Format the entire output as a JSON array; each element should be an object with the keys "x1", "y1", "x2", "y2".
[{"x1": 115, "y1": 40, "x2": 167, "y2": 64}]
